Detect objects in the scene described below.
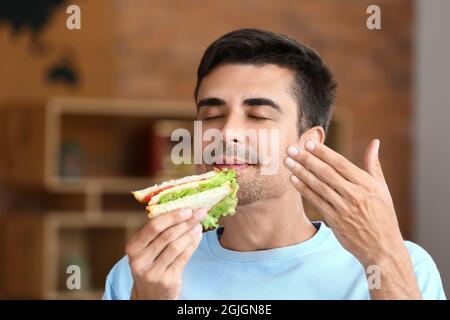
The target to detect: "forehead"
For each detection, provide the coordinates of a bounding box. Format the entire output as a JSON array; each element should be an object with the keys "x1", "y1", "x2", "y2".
[{"x1": 197, "y1": 63, "x2": 296, "y2": 104}]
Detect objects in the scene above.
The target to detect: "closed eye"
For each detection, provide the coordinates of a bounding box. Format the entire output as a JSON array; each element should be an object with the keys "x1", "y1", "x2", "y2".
[
  {"x1": 248, "y1": 115, "x2": 270, "y2": 121},
  {"x1": 203, "y1": 115, "x2": 224, "y2": 121}
]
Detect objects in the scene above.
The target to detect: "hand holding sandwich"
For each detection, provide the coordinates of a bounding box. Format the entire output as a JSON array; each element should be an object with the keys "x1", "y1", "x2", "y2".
[
  {"x1": 285, "y1": 138, "x2": 422, "y2": 299},
  {"x1": 126, "y1": 208, "x2": 206, "y2": 300},
  {"x1": 128, "y1": 168, "x2": 239, "y2": 299}
]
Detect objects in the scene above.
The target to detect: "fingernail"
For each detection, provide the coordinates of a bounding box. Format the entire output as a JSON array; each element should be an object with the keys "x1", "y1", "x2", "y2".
[
  {"x1": 375, "y1": 139, "x2": 380, "y2": 152},
  {"x1": 284, "y1": 157, "x2": 296, "y2": 168},
  {"x1": 290, "y1": 175, "x2": 300, "y2": 184},
  {"x1": 194, "y1": 208, "x2": 207, "y2": 219},
  {"x1": 193, "y1": 224, "x2": 203, "y2": 234},
  {"x1": 179, "y1": 209, "x2": 193, "y2": 218},
  {"x1": 287, "y1": 145, "x2": 299, "y2": 157},
  {"x1": 305, "y1": 140, "x2": 316, "y2": 151}
]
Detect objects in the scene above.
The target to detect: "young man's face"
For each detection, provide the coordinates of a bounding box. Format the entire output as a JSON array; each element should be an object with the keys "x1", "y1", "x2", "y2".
[{"x1": 196, "y1": 63, "x2": 301, "y2": 205}]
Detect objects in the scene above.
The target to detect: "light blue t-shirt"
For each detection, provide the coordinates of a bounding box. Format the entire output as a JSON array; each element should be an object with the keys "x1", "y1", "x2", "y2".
[{"x1": 103, "y1": 222, "x2": 446, "y2": 300}]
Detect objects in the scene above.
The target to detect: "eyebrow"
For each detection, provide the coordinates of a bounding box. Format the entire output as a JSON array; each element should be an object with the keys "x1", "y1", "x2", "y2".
[
  {"x1": 197, "y1": 97, "x2": 226, "y2": 108},
  {"x1": 197, "y1": 97, "x2": 282, "y2": 113},
  {"x1": 243, "y1": 97, "x2": 282, "y2": 113}
]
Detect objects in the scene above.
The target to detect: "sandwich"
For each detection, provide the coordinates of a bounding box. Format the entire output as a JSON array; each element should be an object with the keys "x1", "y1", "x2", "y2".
[{"x1": 132, "y1": 168, "x2": 239, "y2": 230}]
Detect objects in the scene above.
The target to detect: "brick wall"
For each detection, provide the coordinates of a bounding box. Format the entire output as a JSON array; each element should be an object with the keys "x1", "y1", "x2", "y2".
[{"x1": 0, "y1": 0, "x2": 117, "y2": 105}]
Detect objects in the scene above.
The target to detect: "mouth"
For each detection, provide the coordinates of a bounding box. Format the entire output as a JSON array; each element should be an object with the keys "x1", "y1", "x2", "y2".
[{"x1": 212, "y1": 158, "x2": 253, "y2": 171}]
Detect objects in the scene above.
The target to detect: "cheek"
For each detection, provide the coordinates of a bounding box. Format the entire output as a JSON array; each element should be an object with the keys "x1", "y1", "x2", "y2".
[
  {"x1": 268, "y1": 127, "x2": 297, "y2": 157},
  {"x1": 280, "y1": 121, "x2": 301, "y2": 149},
  {"x1": 270, "y1": 128, "x2": 298, "y2": 171}
]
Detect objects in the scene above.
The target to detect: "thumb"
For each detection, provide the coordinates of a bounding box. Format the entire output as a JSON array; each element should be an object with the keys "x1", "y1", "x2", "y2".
[{"x1": 364, "y1": 139, "x2": 385, "y2": 182}]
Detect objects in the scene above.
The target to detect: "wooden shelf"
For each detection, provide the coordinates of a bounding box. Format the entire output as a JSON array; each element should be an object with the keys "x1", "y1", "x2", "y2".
[
  {"x1": 45, "y1": 176, "x2": 182, "y2": 194},
  {"x1": 1, "y1": 212, "x2": 146, "y2": 299},
  {"x1": 0, "y1": 98, "x2": 196, "y2": 299},
  {"x1": 0, "y1": 98, "x2": 196, "y2": 190}
]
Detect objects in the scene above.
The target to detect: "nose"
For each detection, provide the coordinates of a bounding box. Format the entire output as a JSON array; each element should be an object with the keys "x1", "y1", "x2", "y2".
[{"x1": 220, "y1": 109, "x2": 246, "y2": 145}]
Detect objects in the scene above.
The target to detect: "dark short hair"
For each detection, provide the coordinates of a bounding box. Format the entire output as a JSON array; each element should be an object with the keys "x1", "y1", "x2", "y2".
[{"x1": 194, "y1": 28, "x2": 337, "y2": 136}]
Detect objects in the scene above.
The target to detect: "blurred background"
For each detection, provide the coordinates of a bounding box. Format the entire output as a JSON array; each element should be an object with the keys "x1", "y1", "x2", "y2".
[{"x1": 0, "y1": 0, "x2": 448, "y2": 299}]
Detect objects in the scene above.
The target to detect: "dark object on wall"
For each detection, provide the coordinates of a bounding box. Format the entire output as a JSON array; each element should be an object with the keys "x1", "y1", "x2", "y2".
[
  {"x1": 46, "y1": 56, "x2": 79, "y2": 87},
  {"x1": 0, "y1": 0, "x2": 66, "y2": 52}
]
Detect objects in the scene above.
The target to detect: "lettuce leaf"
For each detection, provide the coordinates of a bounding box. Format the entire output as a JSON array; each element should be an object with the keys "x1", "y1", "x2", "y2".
[
  {"x1": 157, "y1": 186, "x2": 199, "y2": 204},
  {"x1": 201, "y1": 177, "x2": 239, "y2": 230}
]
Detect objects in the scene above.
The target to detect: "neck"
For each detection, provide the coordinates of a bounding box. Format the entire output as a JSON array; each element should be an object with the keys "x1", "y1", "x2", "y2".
[{"x1": 219, "y1": 188, "x2": 317, "y2": 251}]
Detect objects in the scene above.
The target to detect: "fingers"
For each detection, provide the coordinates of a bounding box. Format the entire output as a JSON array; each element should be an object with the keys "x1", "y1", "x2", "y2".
[
  {"x1": 167, "y1": 230, "x2": 203, "y2": 275},
  {"x1": 126, "y1": 208, "x2": 195, "y2": 256},
  {"x1": 363, "y1": 139, "x2": 385, "y2": 182},
  {"x1": 137, "y1": 234, "x2": 203, "y2": 300},
  {"x1": 127, "y1": 207, "x2": 208, "y2": 300},
  {"x1": 286, "y1": 145, "x2": 355, "y2": 199},
  {"x1": 132, "y1": 209, "x2": 207, "y2": 272},
  {"x1": 301, "y1": 139, "x2": 372, "y2": 184},
  {"x1": 151, "y1": 222, "x2": 203, "y2": 274},
  {"x1": 289, "y1": 174, "x2": 337, "y2": 219},
  {"x1": 284, "y1": 154, "x2": 348, "y2": 212}
]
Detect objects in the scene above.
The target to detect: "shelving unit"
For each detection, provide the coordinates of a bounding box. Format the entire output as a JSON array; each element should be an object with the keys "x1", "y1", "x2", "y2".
[{"x1": 0, "y1": 98, "x2": 196, "y2": 299}]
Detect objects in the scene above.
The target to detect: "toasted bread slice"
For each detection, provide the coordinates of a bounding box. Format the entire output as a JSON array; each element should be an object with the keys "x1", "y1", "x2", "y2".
[{"x1": 145, "y1": 182, "x2": 232, "y2": 218}]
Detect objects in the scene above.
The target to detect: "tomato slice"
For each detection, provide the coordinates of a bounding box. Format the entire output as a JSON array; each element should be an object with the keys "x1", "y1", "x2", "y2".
[{"x1": 143, "y1": 185, "x2": 174, "y2": 203}]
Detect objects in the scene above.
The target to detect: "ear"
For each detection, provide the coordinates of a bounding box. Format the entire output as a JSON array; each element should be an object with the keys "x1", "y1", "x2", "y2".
[{"x1": 299, "y1": 126, "x2": 325, "y2": 146}]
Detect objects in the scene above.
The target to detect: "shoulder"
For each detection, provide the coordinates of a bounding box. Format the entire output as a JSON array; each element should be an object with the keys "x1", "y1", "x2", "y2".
[
  {"x1": 320, "y1": 223, "x2": 441, "y2": 272},
  {"x1": 103, "y1": 255, "x2": 133, "y2": 300},
  {"x1": 403, "y1": 241, "x2": 446, "y2": 299},
  {"x1": 404, "y1": 241, "x2": 437, "y2": 268},
  {"x1": 324, "y1": 225, "x2": 446, "y2": 299}
]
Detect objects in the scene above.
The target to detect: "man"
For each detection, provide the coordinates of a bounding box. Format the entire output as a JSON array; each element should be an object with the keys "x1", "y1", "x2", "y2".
[{"x1": 103, "y1": 29, "x2": 446, "y2": 300}]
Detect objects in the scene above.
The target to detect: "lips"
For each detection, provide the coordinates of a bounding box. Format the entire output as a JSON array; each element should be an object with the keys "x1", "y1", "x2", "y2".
[{"x1": 211, "y1": 157, "x2": 256, "y2": 171}]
